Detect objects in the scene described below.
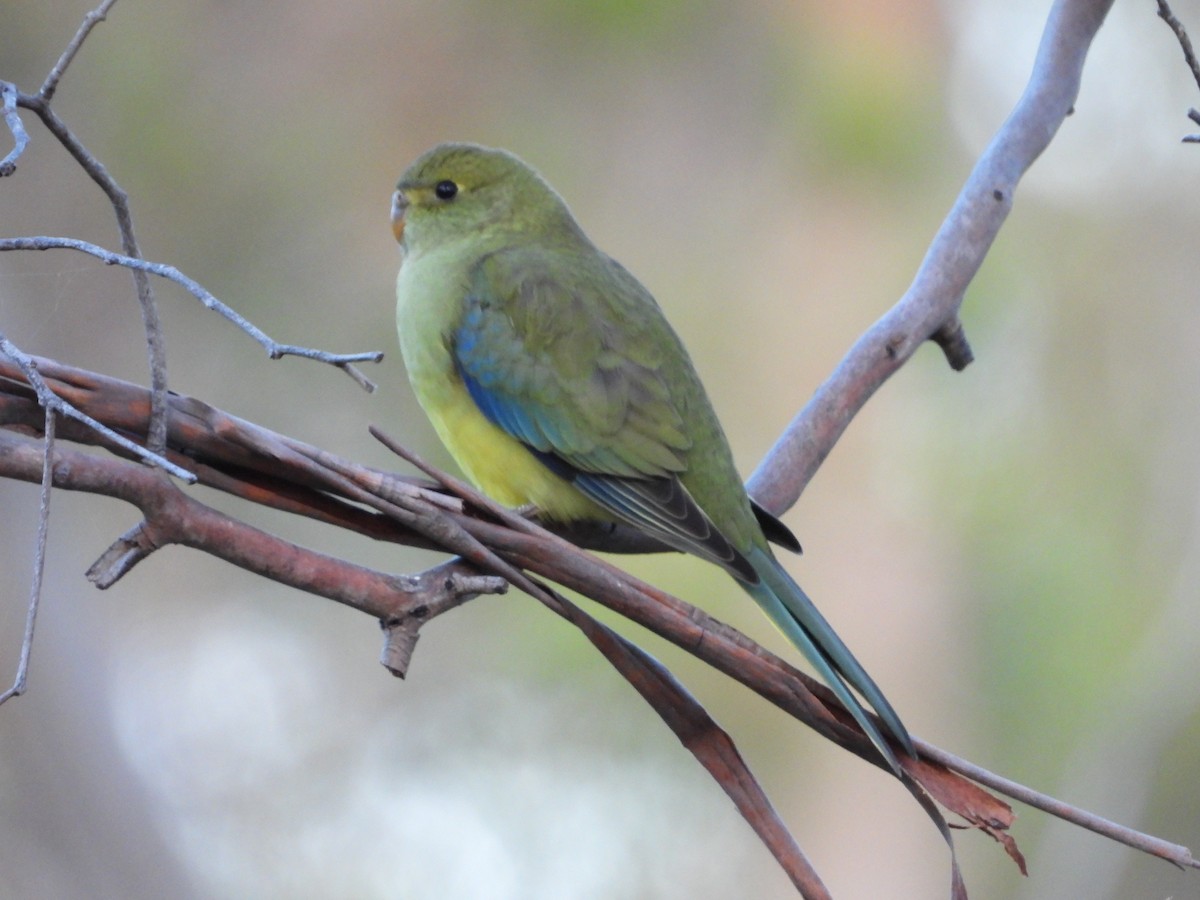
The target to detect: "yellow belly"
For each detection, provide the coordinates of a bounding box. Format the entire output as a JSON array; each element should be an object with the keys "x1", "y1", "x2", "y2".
[
  {"x1": 398, "y1": 336, "x2": 600, "y2": 525},
  {"x1": 422, "y1": 373, "x2": 603, "y2": 522},
  {"x1": 396, "y1": 273, "x2": 600, "y2": 521}
]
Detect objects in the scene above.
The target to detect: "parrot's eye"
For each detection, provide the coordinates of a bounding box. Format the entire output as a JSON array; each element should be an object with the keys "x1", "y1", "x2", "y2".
[{"x1": 434, "y1": 180, "x2": 459, "y2": 200}]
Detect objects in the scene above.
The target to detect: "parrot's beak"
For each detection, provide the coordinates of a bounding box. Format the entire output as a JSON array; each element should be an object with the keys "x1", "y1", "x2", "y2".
[{"x1": 391, "y1": 190, "x2": 409, "y2": 243}]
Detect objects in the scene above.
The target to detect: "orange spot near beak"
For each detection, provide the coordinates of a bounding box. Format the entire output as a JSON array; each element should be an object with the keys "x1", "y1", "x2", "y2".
[{"x1": 391, "y1": 190, "x2": 408, "y2": 243}]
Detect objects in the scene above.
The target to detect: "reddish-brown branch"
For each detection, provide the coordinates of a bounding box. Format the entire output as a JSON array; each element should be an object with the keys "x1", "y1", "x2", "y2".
[
  {"x1": 0, "y1": 362, "x2": 1006, "y2": 818},
  {"x1": 0, "y1": 426, "x2": 500, "y2": 621},
  {"x1": 4, "y1": 356, "x2": 1197, "y2": 878}
]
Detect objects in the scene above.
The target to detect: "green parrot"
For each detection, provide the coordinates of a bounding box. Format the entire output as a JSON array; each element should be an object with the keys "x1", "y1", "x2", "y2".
[{"x1": 391, "y1": 142, "x2": 914, "y2": 773}]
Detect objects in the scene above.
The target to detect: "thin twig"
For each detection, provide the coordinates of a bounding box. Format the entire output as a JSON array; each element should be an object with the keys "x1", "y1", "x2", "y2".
[
  {"x1": 1157, "y1": 0, "x2": 1200, "y2": 93},
  {"x1": 919, "y1": 740, "x2": 1199, "y2": 870},
  {"x1": 0, "y1": 408, "x2": 55, "y2": 706},
  {"x1": 38, "y1": 0, "x2": 119, "y2": 102},
  {"x1": 0, "y1": 237, "x2": 383, "y2": 377},
  {"x1": 0, "y1": 82, "x2": 28, "y2": 176},
  {"x1": 14, "y1": 0, "x2": 171, "y2": 454},
  {"x1": 1155, "y1": 0, "x2": 1200, "y2": 141}
]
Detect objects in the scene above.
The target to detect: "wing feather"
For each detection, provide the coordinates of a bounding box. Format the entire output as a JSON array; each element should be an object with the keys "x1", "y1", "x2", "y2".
[{"x1": 453, "y1": 247, "x2": 756, "y2": 581}]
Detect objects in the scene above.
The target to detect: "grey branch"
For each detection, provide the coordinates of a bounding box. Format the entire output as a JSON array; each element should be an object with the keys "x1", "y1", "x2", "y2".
[
  {"x1": 1156, "y1": 0, "x2": 1200, "y2": 141},
  {"x1": 0, "y1": 82, "x2": 28, "y2": 176},
  {"x1": 918, "y1": 740, "x2": 1199, "y2": 871},
  {"x1": 0, "y1": 237, "x2": 384, "y2": 377},
  {"x1": 0, "y1": 409, "x2": 55, "y2": 706},
  {"x1": 38, "y1": 0, "x2": 119, "y2": 103},
  {"x1": 11, "y1": 0, "x2": 169, "y2": 452},
  {"x1": 747, "y1": 0, "x2": 1117, "y2": 513}
]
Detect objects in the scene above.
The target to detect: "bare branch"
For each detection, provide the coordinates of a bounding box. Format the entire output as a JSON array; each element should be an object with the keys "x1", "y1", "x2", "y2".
[
  {"x1": 38, "y1": 0, "x2": 120, "y2": 102},
  {"x1": 0, "y1": 361, "x2": 1010, "y2": 876},
  {"x1": 0, "y1": 82, "x2": 28, "y2": 176},
  {"x1": 11, "y1": 2, "x2": 169, "y2": 454},
  {"x1": 2, "y1": 358, "x2": 1195, "y2": 881},
  {"x1": 14, "y1": 91, "x2": 170, "y2": 454},
  {"x1": 748, "y1": 0, "x2": 1117, "y2": 512},
  {"x1": 0, "y1": 428, "x2": 439, "y2": 621},
  {"x1": 379, "y1": 560, "x2": 509, "y2": 678},
  {"x1": 0, "y1": 237, "x2": 384, "y2": 383},
  {"x1": 370, "y1": 428, "x2": 968, "y2": 896},
  {"x1": 359, "y1": 433, "x2": 837, "y2": 897},
  {"x1": 5, "y1": 385, "x2": 833, "y2": 888},
  {"x1": 1156, "y1": 0, "x2": 1200, "y2": 141},
  {"x1": 554, "y1": 591, "x2": 836, "y2": 899},
  {"x1": 1157, "y1": 0, "x2": 1200, "y2": 93},
  {"x1": 0, "y1": 407, "x2": 55, "y2": 706},
  {"x1": 919, "y1": 741, "x2": 1199, "y2": 871},
  {"x1": 85, "y1": 521, "x2": 160, "y2": 588}
]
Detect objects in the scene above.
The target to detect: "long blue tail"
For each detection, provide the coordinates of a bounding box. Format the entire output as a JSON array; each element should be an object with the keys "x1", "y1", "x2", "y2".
[{"x1": 744, "y1": 546, "x2": 914, "y2": 774}]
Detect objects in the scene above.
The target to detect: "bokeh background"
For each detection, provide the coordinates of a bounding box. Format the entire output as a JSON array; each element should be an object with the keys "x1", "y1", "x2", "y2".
[{"x1": 3, "y1": 1, "x2": 1200, "y2": 897}]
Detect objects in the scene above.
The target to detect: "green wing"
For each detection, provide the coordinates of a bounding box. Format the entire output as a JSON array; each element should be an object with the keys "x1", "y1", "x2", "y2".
[{"x1": 452, "y1": 245, "x2": 756, "y2": 581}]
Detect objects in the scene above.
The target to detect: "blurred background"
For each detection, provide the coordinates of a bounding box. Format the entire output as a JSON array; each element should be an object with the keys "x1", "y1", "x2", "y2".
[{"x1": 2, "y1": 0, "x2": 1200, "y2": 897}]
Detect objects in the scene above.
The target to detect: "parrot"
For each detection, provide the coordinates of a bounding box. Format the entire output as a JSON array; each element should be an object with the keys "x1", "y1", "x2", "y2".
[{"x1": 391, "y1": 142, "x2": 914, "y2": 773}]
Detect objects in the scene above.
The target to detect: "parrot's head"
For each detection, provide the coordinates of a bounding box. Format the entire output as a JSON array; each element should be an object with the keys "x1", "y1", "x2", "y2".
[{"x1": 392, "y1": 143, "x2": 577, "y2": 251}]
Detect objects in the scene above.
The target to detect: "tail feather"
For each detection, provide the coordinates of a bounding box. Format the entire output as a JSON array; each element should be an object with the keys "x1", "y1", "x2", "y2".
[{"x1": 745, "y1": 546, "x2": 914, "y2": 773}]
